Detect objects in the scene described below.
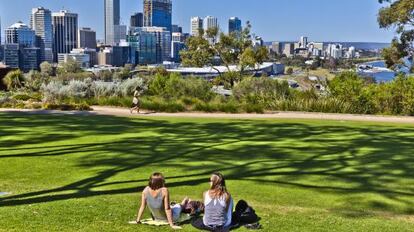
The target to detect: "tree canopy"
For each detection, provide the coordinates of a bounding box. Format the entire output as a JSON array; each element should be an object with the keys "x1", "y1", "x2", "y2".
[{"x1": 378, "y1": 0, "x2": 414, "y2": 68}]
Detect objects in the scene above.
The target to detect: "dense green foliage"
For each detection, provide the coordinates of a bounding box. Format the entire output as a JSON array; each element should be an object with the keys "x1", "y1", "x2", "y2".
[
  {"x1": 1, "y1": 113, "x2": 414, "y2": 231},
  {"x1": 2, "y1": 66, "x2": 414, "y2": 116},
  {"x1": 378, "y1": 0, "x2": 414, "y2": 68}
]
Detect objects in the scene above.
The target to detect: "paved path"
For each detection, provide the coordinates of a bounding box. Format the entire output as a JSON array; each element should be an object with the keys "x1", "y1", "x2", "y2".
[{"x1": 2, "y1": 106, "x2": 414, "y2": 124}]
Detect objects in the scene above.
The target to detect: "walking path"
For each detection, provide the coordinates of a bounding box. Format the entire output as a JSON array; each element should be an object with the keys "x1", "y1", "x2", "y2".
[{"x1": 2, "y1": 106, "x2": 414, "y2": 124}]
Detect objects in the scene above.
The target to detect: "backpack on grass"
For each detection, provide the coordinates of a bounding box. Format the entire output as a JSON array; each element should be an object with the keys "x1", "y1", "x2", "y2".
[{"x1": 232, "y1": 200, "x2": 260, "y2": 227}]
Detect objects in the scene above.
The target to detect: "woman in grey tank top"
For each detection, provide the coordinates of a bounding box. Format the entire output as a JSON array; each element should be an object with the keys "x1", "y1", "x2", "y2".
[
  {"x1": 192, "y1": 172, "x2": 233, "y2": 232},
  {"x1": 135, "y1": 172, "x2": 182, "y2": 230}
]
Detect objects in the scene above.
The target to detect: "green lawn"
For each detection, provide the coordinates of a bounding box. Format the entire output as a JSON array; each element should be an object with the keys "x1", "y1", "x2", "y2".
[{"x1": 1, "y1": 112, "x2": 414, "y2": 231}]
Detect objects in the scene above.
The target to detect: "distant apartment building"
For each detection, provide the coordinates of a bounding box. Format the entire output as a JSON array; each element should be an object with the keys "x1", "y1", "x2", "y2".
[
  {"x1": 300, "y1": 36, "x2": 308, "y2": 48},
  {"x1": 171, "y1": 32, "x2": 185, "y2": 62},
  {"x1": 203, "y1": 16, "x2": 218, "y2": 31},
  {"x1": 228, "y1": 17, "x2": 242, "y2": 34},
  {"x1": 283, "y1": 43, "x2": 295, "y2": 57},
  {"x1": 271, "y1": 42, "x2": 283, "y2": 55},
  {"x1": 326, "y1": 44, "x2": 343, "y2": 59},
  {"x1": 30, "y1": 7, "x2": 53, "y2": 63},
  {"x1": 78, "y1": 27, "x2": 96, "y2": 49},
  {"x1": 52, "y1": 10, "x2": 78, "y2": 62},
  {"x1": 190, "y1": 17, "x2": 203, "y2": 36}
]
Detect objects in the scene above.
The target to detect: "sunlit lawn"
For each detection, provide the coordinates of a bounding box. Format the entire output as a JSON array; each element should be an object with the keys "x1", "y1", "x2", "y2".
[{"x1": 1, "y1": 112, "x2": 414, "y2": 231}]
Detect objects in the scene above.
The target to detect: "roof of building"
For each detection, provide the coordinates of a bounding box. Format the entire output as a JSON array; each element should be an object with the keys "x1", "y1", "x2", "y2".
[
  {"x1": 9, "y1": 21, "x2": 29, "y2": 29},
  {"x1": 167, "y1": 62, "x2": 280, "y2": 74}
]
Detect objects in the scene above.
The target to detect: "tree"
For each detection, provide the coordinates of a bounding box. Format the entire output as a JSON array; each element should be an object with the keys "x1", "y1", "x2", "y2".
[
  {"x1": 40, "y1": 61, "x2": 53, "y2": 76},
  {"x1": 3, "y1": 70, "x2": 25, "y2": 91},
  {"x1": 180, "y1": 22, "x2": 269, "y2": 87},
  {"x1": 60, "y1": 59, "x2": 81, "y2": 74},
  {"x1": 378, "y1": 0, "x2": 414, "y2": 68}
]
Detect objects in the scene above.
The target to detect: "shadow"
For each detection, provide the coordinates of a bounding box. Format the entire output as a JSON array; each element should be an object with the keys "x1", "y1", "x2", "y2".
[{"x1": 1, "y1": 111, "x2": 414, "y2": 217}]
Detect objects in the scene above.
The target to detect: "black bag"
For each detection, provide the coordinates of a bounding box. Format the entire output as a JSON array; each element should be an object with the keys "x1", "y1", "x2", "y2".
[{"x1": 232, "y1": 200, "x2": 259, "y2": 225}]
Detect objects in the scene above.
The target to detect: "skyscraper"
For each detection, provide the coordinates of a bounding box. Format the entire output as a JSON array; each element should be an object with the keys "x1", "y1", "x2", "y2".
[
  {"x1": 31, "y1": 7, "x2": 53, "y2": 63},
  {"x1": 143, "y1": 0, "x2": 172, "y2": 32},
  {"x1": 300, "y1": 36, "x2": 308, "y2": 48},
  {"x1": 5, "y1": 22, "x2": 36, "y2": 47},
  {"x1": 190, "y1": 17, "x2": 203, "y2": 36},
  {"x1": 78, "y1": 27, "x2": 97, "y2": 49},
  {"x1": 228, "y1": 17, "x2": 242, "y2": 34},
  {"x1": 104, "y1": 0, "x2": 120, "y2": 45},
  {"x1": 203, "y1": 16, "x2": 218, "y2": 31},
  {"x1": 130, "y1": 12, "x2": 143, "y2": 28},
  {"x1": 52, "y1": 10, "x2": 78, "y2": 62},
  {"x1": 5, "y1": 22, "x2": 40, "y2": 71}
]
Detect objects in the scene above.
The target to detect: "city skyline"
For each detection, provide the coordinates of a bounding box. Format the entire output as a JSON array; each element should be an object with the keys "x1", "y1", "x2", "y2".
[{"x1": 0, "y1": 0, "x2": 395, "y2": 43}]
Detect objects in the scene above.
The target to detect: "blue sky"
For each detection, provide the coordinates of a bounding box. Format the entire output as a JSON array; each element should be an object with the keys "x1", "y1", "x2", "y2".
[{"x1": 0, "y1": 0, "x2": 395, "y2": 42}]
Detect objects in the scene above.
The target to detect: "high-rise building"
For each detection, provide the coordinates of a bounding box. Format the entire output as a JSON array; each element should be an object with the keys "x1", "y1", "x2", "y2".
[
  {"x1": 143, "y1": 0, "x2": 172, "y2": 33},
  {"x1": 4, "y1": 22, "x2": 40, "y2": 71},
  {"x1": 130, "y1": 12, "x2": 143, "y2": 28},
  {"x1": 5, "y1": 22, "x2": 36, "y2": 47},
  {"x1": 104, "y1": 0, "x2": 120, "y2": 45},
  {"x1": 52, "y1": 10, "x2": 78, "y2": 62},
  {"x1": 114, "y1": 25, "x2": 127, "y2": 44},
  {"x1": 228, "y1": 17, "x2": 242, "y2": 34},
  {"x1": 128, "y1": 27, "x2": 170, "y2": 64},
  {"x1": 190, "y1": 17, "x2": 203, "y2": 36},
  {"x1": 31, "y1": 7, "x2": 53, "y2": 63},
  {"x1": 78, "y1": 27, "x2": 96, "y2": 49},
  {"x1": 128, "y1": 29, "x2": 157, "y2": 65},
  {"x1": 283, "y1": 43, "x2": 295, "y2": 57},
  {"x1": 271, "y1": 42, "x2": 283, "y2": 55},
  {"x1": 203, "y1": 16, "x2": 218, "y2": 31},
  {"x1": 300, "y1": 36, "x2": 308, "y2": 48}
]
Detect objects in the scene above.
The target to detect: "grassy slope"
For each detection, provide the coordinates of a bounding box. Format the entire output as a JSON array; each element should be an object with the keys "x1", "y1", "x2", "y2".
[{"x1": 0, "y1": 113, "x2": 414, "y2": 232}]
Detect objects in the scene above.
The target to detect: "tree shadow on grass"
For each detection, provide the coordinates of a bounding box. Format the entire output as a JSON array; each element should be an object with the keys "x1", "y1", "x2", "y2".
[{"x1": 1, "y1": 111, "x2": 414, "y2": 216}]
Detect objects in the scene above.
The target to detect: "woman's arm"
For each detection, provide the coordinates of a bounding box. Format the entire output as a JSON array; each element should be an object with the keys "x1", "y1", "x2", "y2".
[
  {"x1": 136, "y1": 190, "x2": 147, "y2": 222},
  {"x1": 163, "y1": 188, "x2": 175, "y2": 226}
]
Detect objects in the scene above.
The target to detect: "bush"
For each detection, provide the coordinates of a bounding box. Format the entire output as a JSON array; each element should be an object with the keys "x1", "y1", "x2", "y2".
[
  {"x1": 118, "y1": 77, "x2": 147, "y2": 97},
  {"x1": 233, "y1": 77, "x2": 292, "y2": 108},
  {"x1": 141, "y1": 97, "x2": 186, "y2": 113}
]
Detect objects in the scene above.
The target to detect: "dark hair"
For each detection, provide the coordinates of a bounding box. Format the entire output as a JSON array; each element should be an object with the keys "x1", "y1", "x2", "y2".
[
  {"x1": 209, "y1": 172, "x2": 229, "y2": 201},
  {"x1": 148, "y1": 172, "x2": 165, "y2": 190}
]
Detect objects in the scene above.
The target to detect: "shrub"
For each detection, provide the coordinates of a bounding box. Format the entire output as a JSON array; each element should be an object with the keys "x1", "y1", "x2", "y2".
[{"x1": 118, "y1": 77, "x2": 147, "y2": 97}]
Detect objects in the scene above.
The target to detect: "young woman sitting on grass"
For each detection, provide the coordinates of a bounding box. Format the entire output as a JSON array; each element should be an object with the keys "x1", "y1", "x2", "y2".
[
  {"x1": 192, "y1": 172, "x2": 234, "y2": 232},
  {"x1": 135, "y1": 172, "x2": 182, "y2": 230}
]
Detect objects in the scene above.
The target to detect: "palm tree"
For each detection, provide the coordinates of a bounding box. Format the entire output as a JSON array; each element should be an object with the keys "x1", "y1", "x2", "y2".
[{"x1": 3, "y1": 70, "x2": 25, "y2": 91}]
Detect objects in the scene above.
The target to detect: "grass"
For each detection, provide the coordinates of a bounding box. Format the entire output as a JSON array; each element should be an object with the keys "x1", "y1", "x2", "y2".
[{"x1": 1, "y1": 112, "x2": 414, "y2": 231}]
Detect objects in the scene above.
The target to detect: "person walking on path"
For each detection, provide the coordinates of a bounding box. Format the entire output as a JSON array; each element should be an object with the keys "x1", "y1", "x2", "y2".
[{"x1": 130, "y1": 87, "x2": 141, "y2": 114}]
